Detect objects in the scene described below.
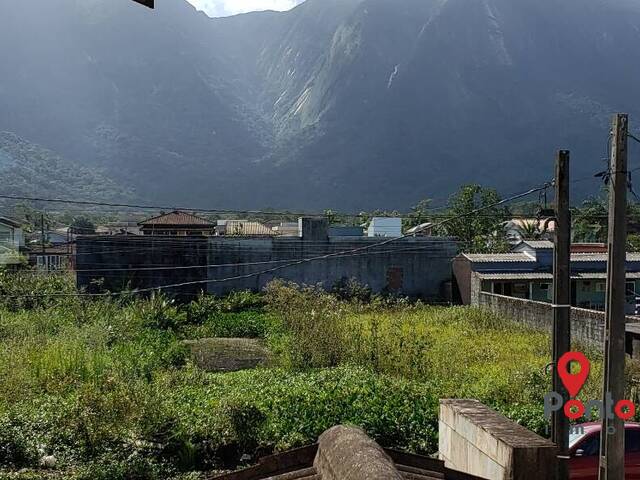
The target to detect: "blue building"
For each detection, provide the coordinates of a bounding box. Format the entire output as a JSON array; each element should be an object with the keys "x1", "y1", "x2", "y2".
[{"x1": 453, "y1": 240, "x2": 640, "y2": 313}]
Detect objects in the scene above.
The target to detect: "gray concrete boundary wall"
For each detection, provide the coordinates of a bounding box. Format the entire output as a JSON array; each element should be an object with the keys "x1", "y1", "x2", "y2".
[{"x1": 477, "y1": 291, "x2": 640, "y2": 348}]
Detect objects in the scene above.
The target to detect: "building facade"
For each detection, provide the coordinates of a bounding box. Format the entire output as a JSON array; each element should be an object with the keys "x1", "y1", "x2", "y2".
[
  {"x1": 0, "y1": 216, "x2": 24, "y2": 266},
  {"x1": 453, "y1": 240, "x2": 640, "y2": 313}
]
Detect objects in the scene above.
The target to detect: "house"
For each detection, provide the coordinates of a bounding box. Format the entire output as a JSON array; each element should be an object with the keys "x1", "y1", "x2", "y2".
[
  {"x1": 367, "y1": 217, "x2": 402, "y2": 237},
  {"x1": 271, "y1": 222, "x2": 299, "y2": 236},
  {"x1": 30, "y1": 244, "x2": 74, "y2": 272},
  {"x1": 138, "y1": 210, "x2": 215, "y2": 236},
  {"x1": 216, "y1": 220, "x2": 276, "y2": 236},
  {"x1": 95, "y1": 222, "x2": 141, "y2": 236},
  {"x1": 272, "y1": 222, "x2": 365, "y2": 237},
  {"x1": 0, "y1": 216, "x2": 24, "y2": 249},
  {"x1": 0, "y1": 216, "x2": 24, "y2": 266},
  {"x1": 453, "y1": 240, "x2": 640, "y2": 313}
]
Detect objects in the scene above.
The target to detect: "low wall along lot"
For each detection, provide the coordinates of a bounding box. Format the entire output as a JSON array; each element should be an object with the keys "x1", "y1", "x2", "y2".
[{"x1": 478, "y1": 292, "x2": 640, "y2": 353}]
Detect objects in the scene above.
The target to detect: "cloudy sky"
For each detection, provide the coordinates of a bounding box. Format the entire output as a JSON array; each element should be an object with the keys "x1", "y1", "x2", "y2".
[{"x1": 186, "y1": 0, "x2": 305, "y2": 17}]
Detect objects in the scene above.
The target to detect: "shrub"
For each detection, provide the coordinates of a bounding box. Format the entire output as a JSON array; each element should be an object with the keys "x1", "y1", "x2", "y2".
[
  {"x1": 133, "y1": 294, "x2": 186, "y2": 331},
  {"x1": 0, "y1": 271, "x2": 75, "y2": 311},
  {"x1": 0, "y1": 416, "x2": 37, "y2": 468},
  {"x1": 218, "y1": 291, "x2": 264, "y2": 313},
  {"x1": 264, "y1": 281, "x2": 346, "y2": 368},
  {"x1": 184, "y1": 292, "x2": 265, "y2": 327},
  {"x1": 180, "y1": 311, "x2": 278, "y2": 339},
  {"x1": 331, "y1": 278, "x2": 372, "y2": 303}
]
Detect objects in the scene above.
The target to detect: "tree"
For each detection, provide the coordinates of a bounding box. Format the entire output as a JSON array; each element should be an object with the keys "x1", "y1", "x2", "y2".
[
  {"x1": 441, "y1": 184, "x2": 510, "y2": 252},
  {"x1": 572, "y1": 196, "x2": 608, "y2": 243},
  {"x1": 70, "y1": 217, "x2": 96, "y2": 235},
  {"x1": 628, "y1": 235, "x2": 640, "y2": 252},
  {"x1": 403, "y1": 199, "x2": 432, "y2": 231},
  {"x1": 516, "y1": 219, "x2": 545, "y2": 240},
  {"x1": 324, "y1": 209, "x2": 346, "y2": 226}
]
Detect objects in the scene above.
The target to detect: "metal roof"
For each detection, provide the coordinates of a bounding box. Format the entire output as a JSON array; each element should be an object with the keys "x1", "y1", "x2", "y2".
[
  {"x1": 220, "y1": 220, "x2": 276, "y2": 236},
  {"x1": 477, "y1": 272, "x2": 554, "y2": 280},
  {"x1": 477, "y1": 272, "x2": 640, "y2": 280},
  {"x1": 519, "y1": 240, "x2": 554, "y2": 249},
  {"x1": 0, "y1": 216, "x2": 22, "y2": 228},
  {"x1": 138, "y1": 210, "x2": 214, "y2": 227},
  {"x1": 462, "y1": 253, "x2": 536, "y2": 263},
  {"x1": 571, "y1": 253, "x2": 640, "y2": 262},
  {"x1": 463, "y1": 251, "x2": 640, "y2": 263}
]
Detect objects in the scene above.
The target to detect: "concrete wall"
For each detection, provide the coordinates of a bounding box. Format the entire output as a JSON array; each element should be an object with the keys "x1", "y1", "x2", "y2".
[
  {"x1": 452, "y1": 256, "x2": 472, "y2": 304},
  {"x1": 76, "y1": 235, "x2": 459, "y2": 301},
  {"x1": 439, "y1": 399, "x2": 557, "y2": 480},
  {"x1": 207, "y1": 237, "x2": 459, "y2": 299},
  {"x1": 476, "y1": 291, "x2": 640, "y2": 349},
  {"x1": 76, "y1": 236, "x2": 209, "y2": 299}
]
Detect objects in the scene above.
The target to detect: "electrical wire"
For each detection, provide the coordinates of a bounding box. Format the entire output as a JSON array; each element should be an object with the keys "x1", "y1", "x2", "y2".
[{"x1": 3, "y1": 182, "x2": 551, "y2": 298}]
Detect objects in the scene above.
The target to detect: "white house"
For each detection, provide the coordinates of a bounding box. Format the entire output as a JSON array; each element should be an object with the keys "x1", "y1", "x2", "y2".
[
  {"x1": 367, "y1": 217, "x2": 402, "y2": 238},
  {"x1": 0, "y1": 216, "x2": 24, "y2": 265}
]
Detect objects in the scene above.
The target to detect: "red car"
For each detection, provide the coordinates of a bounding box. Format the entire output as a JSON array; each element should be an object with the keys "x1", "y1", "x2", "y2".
[{"x1": 569, "y1": 422, "x2": 640, "y2": 478}]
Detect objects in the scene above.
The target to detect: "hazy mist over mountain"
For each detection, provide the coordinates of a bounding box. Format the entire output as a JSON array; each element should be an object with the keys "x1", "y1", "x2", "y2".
[
  {"x1": 2, "y1": 0, "x2": 640, "y2": 210},
  {"x1": 186, "y1": 0, "x2": 305, "y2": 17}
]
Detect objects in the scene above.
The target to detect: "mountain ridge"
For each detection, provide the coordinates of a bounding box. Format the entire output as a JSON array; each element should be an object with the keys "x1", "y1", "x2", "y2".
[{"x1": 1, "y1": 0, "x2": 640, "y2": 210}]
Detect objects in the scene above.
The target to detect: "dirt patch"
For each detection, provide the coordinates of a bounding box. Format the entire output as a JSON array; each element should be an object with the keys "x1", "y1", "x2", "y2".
[{"x1": 183, "y1": 338, "x2": 271, "y2": 372}]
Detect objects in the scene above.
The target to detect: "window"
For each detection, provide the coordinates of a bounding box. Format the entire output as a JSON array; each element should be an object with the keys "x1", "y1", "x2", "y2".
[
  {"x1": 513, "y1": 283, "x2": 528, "y2": 294},
  {"x1": 596, "y1": 282, "x2": 606, "y2": 292},
  {"x1": 582, "y1": 281, "x2": 592, "y2": 292},
  {"x1": 539, "y1": 283, "x2": 550, "y2": 291},
  {"x1": 626, "y1": 282, "x2": 636, "y2": 296}
]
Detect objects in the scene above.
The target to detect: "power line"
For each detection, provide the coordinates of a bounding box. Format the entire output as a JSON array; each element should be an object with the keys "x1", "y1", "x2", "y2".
[
  {"x1": 0, "y1": 193, "x2": 336, "y2": 218},
  {"x1": 3, "y1": 182, "x2": 551, "y2": 298}
]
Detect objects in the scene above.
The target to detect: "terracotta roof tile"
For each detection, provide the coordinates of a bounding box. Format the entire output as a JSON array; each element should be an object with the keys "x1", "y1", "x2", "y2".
[{"x1": 139, "y1": 211, "x2": 214, "y2": 227}]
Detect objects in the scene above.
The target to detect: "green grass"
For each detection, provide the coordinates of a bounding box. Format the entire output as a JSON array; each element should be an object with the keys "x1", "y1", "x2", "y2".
[{"x1": 0, "y1": 274, "x2": 624, "y2": 478}]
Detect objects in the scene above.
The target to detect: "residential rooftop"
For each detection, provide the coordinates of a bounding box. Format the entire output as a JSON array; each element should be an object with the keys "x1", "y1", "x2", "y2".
[{"x1": 138, "y1": 210, "x2": 214, "y2": 227}]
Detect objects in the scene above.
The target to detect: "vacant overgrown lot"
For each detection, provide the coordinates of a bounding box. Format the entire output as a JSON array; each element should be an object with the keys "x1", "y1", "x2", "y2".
[{"x1": 0, "y1": 273, "x2": 612, "y2": 479}]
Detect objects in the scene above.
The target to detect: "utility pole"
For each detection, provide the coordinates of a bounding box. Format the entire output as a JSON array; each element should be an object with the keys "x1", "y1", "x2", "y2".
[
  {"x1": 599, "y1": 113, "x2": 629, "y2": 480},
  {"x1": 552, "y1": 150, "x2": 571, "y2": 480},
  {"x1": 40, "y1": 213, "x2": 45, "y2": 254}
]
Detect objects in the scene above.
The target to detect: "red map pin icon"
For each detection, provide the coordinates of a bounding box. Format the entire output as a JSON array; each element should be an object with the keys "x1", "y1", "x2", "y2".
[{"x1": 557, "y1": 351, "x2": 590, "y2": 397}]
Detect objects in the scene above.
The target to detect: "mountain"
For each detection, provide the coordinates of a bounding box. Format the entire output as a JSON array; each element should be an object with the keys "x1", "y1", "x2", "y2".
[
  {"x1": 0, "y1": 132, "x2": 132, "y2": 201},
  {"x1": 1, "y1": 0, "x2": 640, "y2": 211}
]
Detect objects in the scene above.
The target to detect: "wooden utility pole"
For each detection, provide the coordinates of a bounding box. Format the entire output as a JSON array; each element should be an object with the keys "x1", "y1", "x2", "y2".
[
  {"x1": 599, "y1": 113, "x2": 629, "y2": 480},
  {"x1": 40, "y1": 213, "x2": 45, "y2": 254},
  {"x1": 552, "y1": 150, "x2": 571, "y2": 480}
]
